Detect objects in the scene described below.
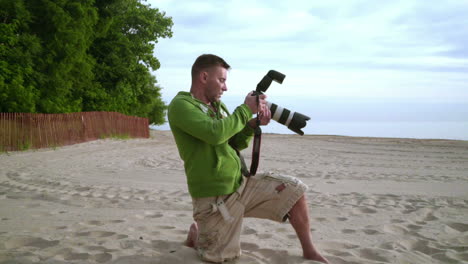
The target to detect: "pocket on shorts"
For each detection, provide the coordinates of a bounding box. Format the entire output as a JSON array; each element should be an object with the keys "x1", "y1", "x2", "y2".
[
  {"x1": 193, "y1": 197, "x2": 217, "y2": 221},
  {"x1": 258, "y1": 172, "x2": 302, "y2": 187}
]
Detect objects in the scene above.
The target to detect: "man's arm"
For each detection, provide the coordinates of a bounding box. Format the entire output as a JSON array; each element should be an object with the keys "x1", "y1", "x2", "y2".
[
  {"x1": 168, "y1": 98, "x2": 253, "y2": 146},
  {"x1": 229, "y1": 125, "x2": 255, "y2": 150},
  {"x1": 229, "y1": 106, "x2": 272, "y2": 150}
]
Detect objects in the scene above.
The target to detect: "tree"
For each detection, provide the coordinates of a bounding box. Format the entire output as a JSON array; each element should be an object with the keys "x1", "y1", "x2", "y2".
[
  {"x1": 0, "y1": 0, "x2": 173, "y2": 124},
  {"x1": 0, "y1": 0, "x2": 41, "y2": 112},
  {"x1": 88, "y1": 0, "x2": 173, "y2": 124},
  {"x1": 28, "y1": 0, "x2": 98, "y2": 113}
]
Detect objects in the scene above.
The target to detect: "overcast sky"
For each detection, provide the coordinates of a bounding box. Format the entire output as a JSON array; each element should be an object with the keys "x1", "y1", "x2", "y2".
[{"x1": 147, "y1": 0, "x2": 468, "y2": 104}]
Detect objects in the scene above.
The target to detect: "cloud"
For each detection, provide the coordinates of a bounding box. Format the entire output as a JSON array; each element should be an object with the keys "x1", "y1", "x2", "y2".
[{"x1": 149, "y1": 0, "x2": 468, "y2": 101}]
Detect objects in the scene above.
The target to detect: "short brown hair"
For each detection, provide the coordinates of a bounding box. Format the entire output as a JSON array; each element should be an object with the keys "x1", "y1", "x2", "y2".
[{"x1": 191, "y1": 54, "x2": 231, "y2": 79}]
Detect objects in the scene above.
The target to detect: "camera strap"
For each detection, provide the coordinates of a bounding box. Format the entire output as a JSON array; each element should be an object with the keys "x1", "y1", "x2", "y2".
[
  {"x1": 232, "y1": 93, "x2": 262, "y2": 177},
  {"x1": 249, "y1": 127, "x2": 261, "y2": 176},
  {"x1": 249, "y1": 94, "x2": 262, "y2": 176}
]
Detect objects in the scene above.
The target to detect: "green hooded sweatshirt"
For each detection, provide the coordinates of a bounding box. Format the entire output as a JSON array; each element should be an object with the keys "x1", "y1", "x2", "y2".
[{"x1": 168, "y1": 91, "x2": 254, "y2": 198}]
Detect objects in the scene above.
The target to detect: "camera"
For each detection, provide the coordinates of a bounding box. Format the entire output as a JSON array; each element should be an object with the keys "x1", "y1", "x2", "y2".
[{"x1": 253, "y1": 70, "x2": 310, "y2": 135}]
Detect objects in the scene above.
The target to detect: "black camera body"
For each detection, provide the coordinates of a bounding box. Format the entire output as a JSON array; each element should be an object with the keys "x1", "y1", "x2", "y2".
[{"x1": 254, "y1": 70, "x2": 310, "y2": 135}]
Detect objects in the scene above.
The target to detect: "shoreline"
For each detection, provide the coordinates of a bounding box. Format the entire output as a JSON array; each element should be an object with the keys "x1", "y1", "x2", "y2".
[
  {"x1": 150, "y1": 128, "x2": 468, "y2": 142},
  {"x1": 150, "y1": 119, "x2": 468, "y2": 142}
]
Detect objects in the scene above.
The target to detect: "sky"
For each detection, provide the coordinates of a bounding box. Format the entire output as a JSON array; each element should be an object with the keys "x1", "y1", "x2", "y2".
[{"x1": 145, "y1": 0, "x2": 468, "y2": 138}]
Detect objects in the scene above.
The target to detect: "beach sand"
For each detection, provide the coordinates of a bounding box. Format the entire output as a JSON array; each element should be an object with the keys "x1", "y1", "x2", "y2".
[{"x1": 1, "y1": 130, "x2": 467, "y2": 264}]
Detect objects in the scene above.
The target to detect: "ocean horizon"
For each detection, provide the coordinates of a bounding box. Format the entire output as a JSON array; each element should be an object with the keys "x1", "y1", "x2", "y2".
[
  {"x1": 156, "y1": 95, "x2": 468, "y2": 141},
  {"x1": 151, "y1": 121, "x2": 468, "y2": 141}
]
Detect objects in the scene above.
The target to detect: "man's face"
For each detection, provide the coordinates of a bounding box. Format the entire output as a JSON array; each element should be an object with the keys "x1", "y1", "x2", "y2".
[{"x1": 204, "y1": 66, "x2": 228, "y2": 103}]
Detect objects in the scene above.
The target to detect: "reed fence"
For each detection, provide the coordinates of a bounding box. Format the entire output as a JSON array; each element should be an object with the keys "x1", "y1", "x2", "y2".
[{"x1": 0, "y1": 112, "x2": 149, "y2": 152}]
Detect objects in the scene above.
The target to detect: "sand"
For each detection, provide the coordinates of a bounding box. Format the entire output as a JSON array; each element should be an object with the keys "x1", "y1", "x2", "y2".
[{"x1": 0, "y1": 130, "x2": 467, "y2": 264}]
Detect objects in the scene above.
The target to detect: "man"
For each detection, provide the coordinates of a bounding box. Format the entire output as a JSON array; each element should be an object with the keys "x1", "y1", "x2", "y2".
[{"x1": 168, "y1": 54, "x2": 328, "y2": 263}]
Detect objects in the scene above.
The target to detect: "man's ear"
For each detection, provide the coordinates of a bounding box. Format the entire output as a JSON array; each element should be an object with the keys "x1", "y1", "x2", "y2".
[{"x1": 200, "y1": 71, "x2": 208, "y2": 84}]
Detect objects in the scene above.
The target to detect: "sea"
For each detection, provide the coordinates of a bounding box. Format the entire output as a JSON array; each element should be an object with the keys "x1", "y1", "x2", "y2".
[{"x1": 152, "y1": 96, "x2": 468, "y2": 141}]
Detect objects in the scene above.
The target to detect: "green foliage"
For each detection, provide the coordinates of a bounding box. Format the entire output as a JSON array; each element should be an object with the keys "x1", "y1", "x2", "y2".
[
  {"x1": 28, "y1": 0, "x2": 99, "y2": 113},
  {"x1": 0, "y1": 0, "x2": 41, "y2": 113},
  {"x1": 99, "y1": 133, "x2": 131, "y2": 140},
  {"x1": 18, "y1": 139, "x2": 32, "y2": 151},
  {"x1": 89, "y1": 0, "x2": 172, "y2": 124},
  {"x1": 0, "y1": 0, "x2": 172, "y2": 124}
]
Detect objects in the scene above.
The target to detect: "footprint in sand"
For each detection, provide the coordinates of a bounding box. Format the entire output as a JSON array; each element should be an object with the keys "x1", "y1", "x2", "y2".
[
  {"x1": 90, "y1": 231, "x2": 116, "y2": 238},
  {"x1": 407, "y1": 224, "x2": 423, "y2": 231},
  {"x1": 390, "y1": 219, "x2": 405, "y2": 224},
  {"x1": 324, "y1": 249, "x2": 354, "y2": 257},
  {"x1": 74, "y1": 231, "x2": 115, "y2": 238},
  {"x1": 91, "y1": 252, "x2": 113, "y2": 263},
  {"x1": 4, "y1": 236, "x2": 60, "y2": 250},
  {"x1": 81, "y1": 220, "x2": 105, "y2": 226},
  {"x1": 105, "y1": 193, "x2": 117, "y2": 199},
  {"x1": 432, "y1": 252, "x2": 462, "y2": 264},
  {"x1": 63, "y1": 251, "x2": 91, "y2": 261},
  {"x1": 242, "y1": 240, "x2": 292, "y2": 264},
  {"x1": 411, "y1": 208, "x2": 439, "y2": 222},
  {"x1": 353, "y1": 207, "x2": 378, "y2": 214},
  {"x1": 150, "y1": 239, "x2": 181, "y2": 251},
  {"x1": 157, "y1": 225, "x2": 176, "y2": 230},
  {"x1": 258, "y1": 233, "x2": 273, "y2": 239},
  {"x1": 423, "y1": 212, "x2": 438, "y2": 221},
  {"x1": 342, "y1": 229, "x2": 356, "y2": 234},
  {"x1": 362, "y1": 229, "x2": 381, "y2": 235},
  {"x1": 445, "y1": 222, "x2": 468, "y2": 233},
  {"x1": 75, "y1": 231, "x2": 90, "y2": 237},
  {"x1": 240, "y1": 242, "x2": 260, "y2": 250},
  {"x1": 276, "y1": 227, "x2": 289, "y2": 233},
  {"x1": 320, "y1": 241, "x2": 360, "y2": 250},
  {"x1": 242, "y1": 226, "x2": 257, "y2": 235},
  {"x1": 134, "y1": 226, "x2": 146, "y2": 231},
  {"x1": 110, "y1": 220, "x2": 125, "y2": 224},
  {"x1": 358, "y1": 248, "x2": 394, "y2": 262},
  {"x1": 26, "y1": 203, "x2": 41, "y2": 208},
  {"x1": 396, "y1": 238, "x2": 445, "y2": 255},
  {"x1": 75, "y1": 186, "x2": 91, "y2": 192},
  {"x1": 144, "y1": 211, "x2": 164, "y2": 218},
  {"x1": 84, "y1": 245, "x2": 109, "y2": 251},
  {"x1": 173, "y1": 230, "x2": 188, "y2": 235},
  {"x1": 314, "y1": 217, "x2": 328, "y2": 222},
  {"x1": 383, "y1": 224, "x2": 411, "y2": 236}
]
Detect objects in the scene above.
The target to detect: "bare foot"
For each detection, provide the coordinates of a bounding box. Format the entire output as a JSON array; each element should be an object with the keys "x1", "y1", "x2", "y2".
[
  {"x1": 304, "y1": 251, "x2": 329, "y2": 263},
  {"x1": 184, "y1": 222, "x2": 198, "y2": 248}
]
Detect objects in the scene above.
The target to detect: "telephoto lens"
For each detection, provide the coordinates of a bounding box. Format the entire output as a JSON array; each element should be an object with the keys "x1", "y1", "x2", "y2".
[{"x1": 267, "y1": 102, "x2": 310, "y2": 135}]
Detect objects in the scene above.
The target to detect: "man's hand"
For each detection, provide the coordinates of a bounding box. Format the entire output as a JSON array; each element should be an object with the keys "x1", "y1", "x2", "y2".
[
  {"x1": 244, "y1": 92, "x2": 267, "y2": 113},
  {"x1": 247, "y1": 103, "x2": 271, "y2": 129},
  {"x1": 258, "y1": 106, "x2": 271, "y2": 126}
]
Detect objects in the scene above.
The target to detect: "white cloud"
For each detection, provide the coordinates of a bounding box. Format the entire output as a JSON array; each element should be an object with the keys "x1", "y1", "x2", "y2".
[{"x1": 149, "y1": 0, "x2": 468, "y2": 102}]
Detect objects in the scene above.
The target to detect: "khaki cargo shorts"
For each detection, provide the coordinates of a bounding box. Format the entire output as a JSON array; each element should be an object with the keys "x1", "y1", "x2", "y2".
[{"x1": 192, "y1": 172, "x2": 308, "y2": 263}]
